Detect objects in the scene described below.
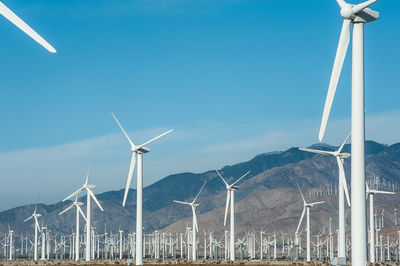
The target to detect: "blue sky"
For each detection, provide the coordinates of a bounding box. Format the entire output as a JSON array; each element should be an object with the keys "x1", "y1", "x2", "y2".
[{"x1": 0, "y1": 0, "x2": 399, "y2": 211}]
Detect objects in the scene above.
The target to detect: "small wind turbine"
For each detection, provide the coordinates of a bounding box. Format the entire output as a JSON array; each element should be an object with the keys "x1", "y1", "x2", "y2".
[
  {"x1": 24, "y1": 206, "x2": 41, "y2": 261},
  {"x1": 173, "y1": 182, "x2": 206, "y2": 261},
  {"x1": 58, "y1": 195, "x2": 87, "y2": 261},
  {"x1": 299, "y1": 133, "x2": 351, "y2": 259},
  {"x1": 111, "y1": 112, "x2": 173, "y2": 266},
  {"x1": 62, "y1": 167, "x2": 104, "y2": 262},
  {"x1": 317, "y1": 0, "x2": 380, "y2": 263},
  {"x1": 295, "y1": 184, "x2": 325, "y2": 262},
  {"x1": 0, "y1": 1, "x2": 56, "y2": 52},
  {"x1": 216, "y1": 170, "x2": 251, "y2": 262},
  {"x1": 366, "y1": 183, "x2": 395, "y2": 263}
]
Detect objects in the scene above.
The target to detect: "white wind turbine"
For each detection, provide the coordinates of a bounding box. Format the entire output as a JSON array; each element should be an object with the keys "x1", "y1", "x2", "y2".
[
  {"x1": 295, "y1": 184, "x2": 325, "y2": 262},
  {"x1": 58, "y1": 195, "x2": 87, "y2": 261},
  {"x1": 0, "y1": 1, "x2": 55, "y2": 52},
  {"x1": 62, "y1": 168, "x2": 104, "y2": 261},
  {"x1": 299, "y1": 133, "x2": 351, "y2": 259},
  {"x1": 366, "y1": 183, "x2": 395, "y2": 263},
  {"x1": 111, "y1": 112, "x2": 173, "y2": 266},
  {"x1": 173, "y1": 182, "x2": 207, "y2": 261},
  {"x1": 318, "y1": 0, "x2": 380, "y2": 264},
  {"x1": 216, "y1": 170, "x2": 251, "y2": 261},
  {"x1": 24, "y1": 206, "x2": 41, "y2": 261}
]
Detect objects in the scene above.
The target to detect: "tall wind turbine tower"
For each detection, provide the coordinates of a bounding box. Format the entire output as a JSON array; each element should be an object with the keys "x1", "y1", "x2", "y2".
[
  {"x1": 24, "y1": 206, "x2": 41, "y2": 261},
  {"x1": 0, "y1": 1, "x2": 56, "y2": 52},
  {"x1": 216, "y1": 170, "x2": 250, "y2": 262},
  {"x1": 318, "y1": 1, "x2": 380, "y2": 265},
  {"x1": 111, "y1": 113, "x2": 173, "y2": 266}
]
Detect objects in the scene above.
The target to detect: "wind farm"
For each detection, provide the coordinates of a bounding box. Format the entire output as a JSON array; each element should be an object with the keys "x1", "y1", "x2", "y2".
[{"x1": 0, "y1": 0, "x2": 399, "y2": 265}]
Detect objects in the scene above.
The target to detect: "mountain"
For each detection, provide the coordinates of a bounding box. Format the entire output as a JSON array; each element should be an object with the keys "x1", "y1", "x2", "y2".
[{"x1": 1, "y1": 140, "x2": 400, "y2": 238}]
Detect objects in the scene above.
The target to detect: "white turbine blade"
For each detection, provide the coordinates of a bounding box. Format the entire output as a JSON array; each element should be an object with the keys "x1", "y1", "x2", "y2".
[
  {"x1": 58, "y1": 203, "x2": 74, "y2": 216},
  {"x1": 337, "y1": 157, "x2": 351, "y2": 207},
  {"x1": 298, "y1": 147, "x2": 335, "y2": 156},
  {"x1": 297, "y1": 183, "x2": 306, "y2": 204},
  {"x1": 338, "y1": 132, "x2": 351, "y2": 153},
  {"x1": 352, "y1": 0, "x2": 379, "y2": 14},
  {"x1": 173, "y1": 200, "x2": 191, "y2": 206},
  {"x1": 34, "y1": 217, "x2": 41, "y2": 232},
  {"x1": 369, "y1": 189, "x2": 395, "y2": 195},
  {"x1": 192, "y1": 206, "x2": 198, "y2": 232},
  {"x1": 335, "y1": 0, "x2": 347, "y2": 9},
  {"x1": 366, "y1": 182, "x2": 370, "y2": 193},
  {"x1": 77, "y1": 205, "x2": 87, "y2": 222},
  {"x1": 192, "y1": 182, "x2": 207, "y2": 204},
  {"x1": 310, "y1": 201, "x2": 325, "y2": 207},
  {"x1": 88, "y1": 189, "x2": 104, "y2": 212},
  {"x1": 111, "y1": 112, "x2": 135, "y2": 148},
  {"x1": 136, "y1": 129, "x2": 173, "y2": 150},
  {"x1": 296, "y1": 207, "x2": 306, "y2": 233},
  {"x1": 216, "y1": 170, "x2": 229, "y2": 187},
  {"x1": 224, "y1": 190, "x2": 230, "y2": 227},
  {"x1": 63, "y1": 187, "x2": 84, "y2": 202},
  {"x1": 318, "y1": 19, "x2": 351, "y2": 142},
  {"x1": 122, "y1": 152, "x2": 136, "y2": 207},
  {"x1": 231, "y1": 170, "x2": 251, "y2": 187},
  {"x1": 24, "y1": 215, "x2": 33, "y2": 223},
  {"x1": 0, "y1": 2, "x2": 56, "y2": 53}
]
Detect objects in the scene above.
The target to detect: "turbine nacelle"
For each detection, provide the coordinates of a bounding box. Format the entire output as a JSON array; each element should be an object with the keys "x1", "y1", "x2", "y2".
[
  {"x1": 132, "y1": 146, "x2": 150, "y2": 153},
  {"x1": 337, "y1": 0, "x2": 379, "y2": 22}
]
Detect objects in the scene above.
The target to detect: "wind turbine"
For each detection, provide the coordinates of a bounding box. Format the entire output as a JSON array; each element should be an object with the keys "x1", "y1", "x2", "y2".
[
  {"x1": 216, "y1": 170, "x2": 251, "y2": 261},
  {"x1": 173, "y1": 182, "x2": 206, "y2": 261},
  {"x1": 0, "y1": 1, "x2": 55, "y2": 52},
  {"x1": 62, "y1": 167, "x2": 104, "y2": 261},
  {"x1": 295, "y1": 184, "x2": 325, "y2": 262},
  {"x1": 299, "y1": 133, "x2": 351, "y2": 259},
  {"x1": 59, "y1": 195, "x2": 87, "y2": 261},
  {"x1": 317, "y1": 0, "x2": 379, "y2": 264},
  {"x1": 24, "y1": 206, "x2": 41, "y2": 261},
  {"x1": 111, "y1": 112, "x2": 173, "y2": 266},
  {"x1": 366, "y1": 183, "x2": 395, "y2": 263}
]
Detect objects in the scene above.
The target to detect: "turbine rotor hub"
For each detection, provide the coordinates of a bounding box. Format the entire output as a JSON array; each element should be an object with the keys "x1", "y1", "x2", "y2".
[{"x1": 340, "y1": 5, "x2": 354, "y2": 19}]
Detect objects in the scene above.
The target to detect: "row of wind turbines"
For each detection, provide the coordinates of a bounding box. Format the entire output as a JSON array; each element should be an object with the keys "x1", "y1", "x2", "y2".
[{"x1": 1, "y1": 0, "x2": 395, "y2": 265}]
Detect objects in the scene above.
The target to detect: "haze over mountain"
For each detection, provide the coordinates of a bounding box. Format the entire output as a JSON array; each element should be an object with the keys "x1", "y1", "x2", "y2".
[{"x1": 1, "y1": 140, "x2": 399, "y2": 237}]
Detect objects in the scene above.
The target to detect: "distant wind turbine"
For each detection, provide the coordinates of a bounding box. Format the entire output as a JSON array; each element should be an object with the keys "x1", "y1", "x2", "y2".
[
  {"x1": 24, "y1": 206, "x2": 41, "y2": 261},
  {"x1": 216, "y1": 170, "x2": 250, "y2": 262},
  {"x1": 0, "y1": 1, "x2": 56, "y2": 52},
  {"x1": 173, "y1": 182, "x2": 207, "y2": 261},
  {"x1": 59, "y1": 195, "x2": 87, "y2": 261},
  {"x1": 299, "y1": 133, "x2": 351, "y2": 259},
  {"x1": 296, "y1": 184, "x2": 325, "y2": 262},
  {"x1": 111, "y1": 112, "x2": 173, "y2": 266},
  {"x1": 62, "y1": 167, "x2": 103, "y2": 262}
]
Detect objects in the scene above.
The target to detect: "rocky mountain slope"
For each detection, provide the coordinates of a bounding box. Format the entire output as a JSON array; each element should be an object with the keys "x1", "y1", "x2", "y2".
[{"x1": 1, "y1": 141, "x2": 399, "y2": 237}]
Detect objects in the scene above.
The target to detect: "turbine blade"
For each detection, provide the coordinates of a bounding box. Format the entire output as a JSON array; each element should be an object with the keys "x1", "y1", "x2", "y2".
[
  {"x1": 173, "y1": 200, "x2": 191, "y2": 205},
  {"x1": 136, "y1": 129, "x2": 173, "y2": 150},
  {"x1": 24, "y1": 215, "x2": 33, "y2": 223},
  {"x1": 224, "y1": 190, "x2": 230, "y2": 227},
  {"x1": 319, "y1": 19, "x2": 351, "y2": 142},
  {"x1": 338, "y1": 132, "x2": 351, "y2": 153},
  {"x1": 34, "y1": 217, "x2": 41, "y2": 232},
  {"x1": 192, "y1": 181, "x2": 207, "y2": 203},
  {"x1": 297, "y1": 183, "x2": 306, "y2": 204},
  {"x1": 58, "y1": 203, "x2": 74, "y2": 216},
  {"x1": 63, "y1": 187, "x2": 84, "y2": 202},
  {"x1": 296, "y1": 207, "x2": 306, "y2": 233},
  {"x1": 336, "y1": 0, "x2": 347, "y2": 9},
  {"x1": 337, "y1": 157, "x2": 351, "y2": 207},
  {"x1": 77, "y1": 206, "x2": 87, "y2": 221},
  {"x1": 122, "y1": 152, "x2": 136, "y2": 207},
  {"x1": 111, "y1": 112, "x2": 135, "y2": 148},
  {"x1": 310, "y1": 201, "x2": 325, "y2": 206},
  {"x1": 216, "y1": 170, "x2": 229, "y2": 187},
  {"x1": 0, "y1": 1, "x2": 56, "y2": 53},
  {"x1": 366, "y1": 182, "x2": 370, "y2": 193},
  {"x1": 352, "y1": 0, "x2": 379, "y2": 14},
  {"x1": 298, "y1": 147, "x2": 335, "y2": 156},
  {"x1": 88, "y1": 189, "x2": 104, "y2": 212},
  {"x1": 369, "y1": 190, "x2": 395, "y2": 195},
  {"x1": 231, "y1": 170, "x2": 251, "y2": 187}
]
